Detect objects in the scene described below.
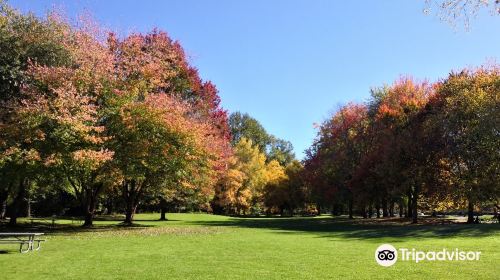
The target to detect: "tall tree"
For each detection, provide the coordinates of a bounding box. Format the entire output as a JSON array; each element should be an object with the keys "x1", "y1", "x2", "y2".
[
  {"x1": 267, "y1": 136, "x2": 295, "y2": 166},
  {"x1": 304, "y1": 103, "x2": 368, "y2": 218},
  {"x1": 106, "y1": 30, "x2": 230, "y2": 224},
  {"x1": 229, "y1": 112, "x2": 270, "y2": 152},
  {"x1": 213, "y1": 138, "x2": 267, "y2": 215},
  {"x1": 229, "y1": 111, "x2": 295, "y2": 165},
  {"x1": 4, "y1": 17, "x2": 116, "y2": 226},
  {"x1": 0, "y1": 3, "x2": 71, "y2": 225},
  {"x1": 366, "y1": 79, "x2": 433, "y2": 223},
  {"x1": 431, "y1": 67, "x2": 500, "y2": 223},
  {"x1": 107, "y1": 93, "x2": 224, "y2": 224},
  {"x1": 263, "y1": 160, "x2": 305, "y2": 215}
]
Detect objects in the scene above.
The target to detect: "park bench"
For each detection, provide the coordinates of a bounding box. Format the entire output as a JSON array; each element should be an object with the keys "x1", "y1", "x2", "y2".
[{"x1": 0, "y1": 233, "x2": 45, "y2": 253}]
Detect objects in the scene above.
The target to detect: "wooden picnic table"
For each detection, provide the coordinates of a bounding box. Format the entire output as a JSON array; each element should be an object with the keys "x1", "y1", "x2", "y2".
[{"x1": 0, "y1": 233, "x2": 45, "y2": 253}]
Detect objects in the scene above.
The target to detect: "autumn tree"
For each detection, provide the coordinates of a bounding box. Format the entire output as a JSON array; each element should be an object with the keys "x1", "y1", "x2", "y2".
[
  {"x1": 106, "y1": 30, "x2": 230, "y2": 224},
  {"x1": 304, "y1": 78, "x2": 438, "y2": 222},
  {"x1": 304, "y1": 103, "x2": 369, "y2": 218},
  {"x1": 263, "y1": 160, "x2": 305, "y2": 215},
  {"x1": 262, "y1": 159, "x2": 287, "y2": 215},
  {"x1": 0, "y1": 2, "x2": 70, "y2": 102},
  {"x1": 366, "y1": 79, "x2": 434, "y2": 222},
  {"x1": 430, "y1": 67, "x2": 500, "y2": 223},
  {"x1": 5, "y1": 16, "x2": 116, "y2": 227},
  {"x1": 284, "y1": 160, "x2": 307, "y2": 213},
  {"x1": 0, "y1": 3, "x2": 72, "y2": 225},
  {"x1": 229, "y1": 111, "x2": 295, "y2": 165},
  {"x1": 212, "y1": 155, "x2": 246, "y2": 215},
  {"x1": 107, "y1": 93, "x2": 225, "y2": 224},
  {"x1": 0, "y1": 3, "x2": 233, "y2": 226},
  {"x1": 213, "y1": 138, "x2": 268, "y2": 215}
]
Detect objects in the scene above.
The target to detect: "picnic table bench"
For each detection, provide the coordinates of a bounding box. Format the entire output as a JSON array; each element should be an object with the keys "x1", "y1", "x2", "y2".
[{"x1": 0, "y1": 233, "x2": 45, "y2": 253}]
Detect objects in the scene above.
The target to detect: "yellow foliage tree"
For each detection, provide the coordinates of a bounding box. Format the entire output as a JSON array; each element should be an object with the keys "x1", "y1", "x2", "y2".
[{"x1": 214, "y1": 137, "x2": 268, "y2": 215}]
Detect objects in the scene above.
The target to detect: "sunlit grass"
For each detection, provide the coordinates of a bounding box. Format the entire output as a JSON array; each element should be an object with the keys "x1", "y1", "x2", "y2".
[{"x1": 0, "y1": 213, "x2": 498, "y2": 279}]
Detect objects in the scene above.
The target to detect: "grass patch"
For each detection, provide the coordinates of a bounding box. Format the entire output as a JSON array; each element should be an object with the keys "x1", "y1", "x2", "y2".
[{"x1": 0, "y1": 213, "x2": 499, "y2": 279}]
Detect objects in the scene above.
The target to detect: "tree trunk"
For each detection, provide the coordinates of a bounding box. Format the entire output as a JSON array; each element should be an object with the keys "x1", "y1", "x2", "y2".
[
  {"x1": 348, "y1": 198, "x2": 353, "y2": 219},
  {"x1": 122, "y1": 179, "x2": 142, "y2": 225},
  {"x1": 412, "y1": 188, "x2": 418, "y2": 224},
  {"x1": 467, "y1": 200, "x2": 474, "y2": 224},
  {"x1": 399, "y1": 202, "x2": 404, "y2": 217},
  {"x1": 0, "y1": 191, "x2": 8, "y2": 220},
  {"x1": 26, "y1": 196, "x2": 31, "y2": 218},
  {"x1": 376, "y1": 204, "x2": 381, "y2": 218},
  {"x1": 81, "y1": 183, "x2": 102, "y2": 227},
  {"x1": 124, "y1": 204, "x2": 136, "y2": 225},
  {"x1": 83, "y1": 193, "x2": 94, "y2": 227},
  {"x1": 83, "y1": 212, "x2": 93, "y2": 226},
  {"x1": 265, "y1": 208, "x2": 271, "y2": 217},
  {"x1": 382, "y1": 198, "x2": 388, "y2": 217},
  {"x1": 67, "y1": 173, "x2": 103, "y2": 227},
  {"x1": 368, "y1": 202, "x2": 373, "y2": 218},
  {"x1": 160, "y1": 208, "x2": 167, "y2": 221},
  {"x1": 407, "y1": 190, "x2": 413, "y2": 218},
  {"x1": 0, "y1": 199, "x2": 6, "y2": 220},
  {"x1": 389, "y1": 201, "x2": 395, "y2": 217},
  {"x1": 82, "y1": 199, "x2": 95, "y2": 227},
  {"x1": 9, "y1": 179, "x2": 27, "y2": 226},
  {"x1": 105, "y1": 197, "x2": 114, "y2": 215},
  {"x1": 159, "y1": 198, "x2": 168, "y2": 221},
  {"x1": 8, "y1": 212, "x2": 18, "y2": 226}
]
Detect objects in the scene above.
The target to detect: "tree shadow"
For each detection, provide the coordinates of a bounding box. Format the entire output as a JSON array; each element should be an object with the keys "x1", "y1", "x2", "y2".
[
  {"x1": 187, "y1": 216, "x2": 500, "y2": 240},
  {"x1": 0, "y1": 213, "x2": 187, "y2": 237},
  {"x1": 93, "y1": 215, "x2": 125, "y2": 221},
  {"x1": 132, "y1": 219, "x2": 181, "y2": 222},
  {"x1": 0, "y1": 221, "x2": 155, "y2": 236}
]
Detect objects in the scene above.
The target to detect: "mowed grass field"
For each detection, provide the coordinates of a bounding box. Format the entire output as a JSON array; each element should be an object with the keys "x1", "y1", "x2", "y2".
[{"x1": 0, "y1": 213, "x2": 499, "y2": 279}]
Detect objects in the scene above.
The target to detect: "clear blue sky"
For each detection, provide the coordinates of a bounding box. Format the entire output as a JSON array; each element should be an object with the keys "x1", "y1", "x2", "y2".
[{"x1": 10, "y1": 0, "x2": 500, "y2": 159}]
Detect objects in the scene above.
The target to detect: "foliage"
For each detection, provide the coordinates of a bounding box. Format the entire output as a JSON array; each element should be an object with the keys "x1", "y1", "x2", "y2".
[
  {"x1": 229, "y1": 111, "x2": 295, "y2": 165},
  {"x1": 429, "y1": 66, "x2": 500, "y2": 221},
  {"x1": 0, "y1": 3, "x2": 231, "y2": 225},
  {"x1": 304, "y1": 72, "x2": 499, "y2": 222},
  {"x1": 106, "y1": 30, "x2": 231, "y2": 223},
  {"x1": 229, "y1": 112, "x2": 271, "y2": 152}
]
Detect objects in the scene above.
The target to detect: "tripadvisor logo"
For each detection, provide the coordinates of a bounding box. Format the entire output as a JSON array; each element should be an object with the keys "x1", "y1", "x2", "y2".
[
  {"x1": 375, "y1": 244, "x2": 481, "y2": 267},
  {"x1": 375, "y1": 244, "x2": 398, "y2": 267}
]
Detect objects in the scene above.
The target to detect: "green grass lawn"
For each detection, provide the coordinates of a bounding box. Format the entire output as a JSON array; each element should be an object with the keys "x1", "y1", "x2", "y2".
[{"x1": 0, "y1": 213, "x2": 499, "y2": 279}]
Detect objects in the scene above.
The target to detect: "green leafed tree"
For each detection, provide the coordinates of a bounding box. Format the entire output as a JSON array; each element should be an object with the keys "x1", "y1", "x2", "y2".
[
  {"x1": 229, "y1": 112, "x2": 271, "y2": 152},
  {"x1": 229, "y1": 111, "x2": 295, "y2": 165}
]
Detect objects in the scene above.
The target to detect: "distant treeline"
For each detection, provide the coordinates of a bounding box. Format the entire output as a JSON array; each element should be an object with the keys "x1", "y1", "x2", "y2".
[{"x1": 303, "y1": 70, "x2": 499, "y2": 223}]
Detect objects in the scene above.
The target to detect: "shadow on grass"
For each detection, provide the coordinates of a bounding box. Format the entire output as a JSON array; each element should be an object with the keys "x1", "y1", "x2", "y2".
[
  {"x1": 1, "y1": 215, "x2": 498, "y2": 240},
  {"x1": 186, "y1": 216, "x2": 500, "y2": 240},
  {"x1": 0, "y1": 214, "x2": 183, "y2": 235},
  {"x1": 0, "y1": 221, "x2": 155, "y2": 236},
  {"x1": 132, "y1": 219, "x2": 181, "y2": 222}
]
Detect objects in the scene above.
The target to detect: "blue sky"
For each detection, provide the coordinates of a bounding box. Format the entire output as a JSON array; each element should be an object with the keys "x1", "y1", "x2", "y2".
[{"x1": 10, "y1": 0, "x2": 500, "y2": 159}]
